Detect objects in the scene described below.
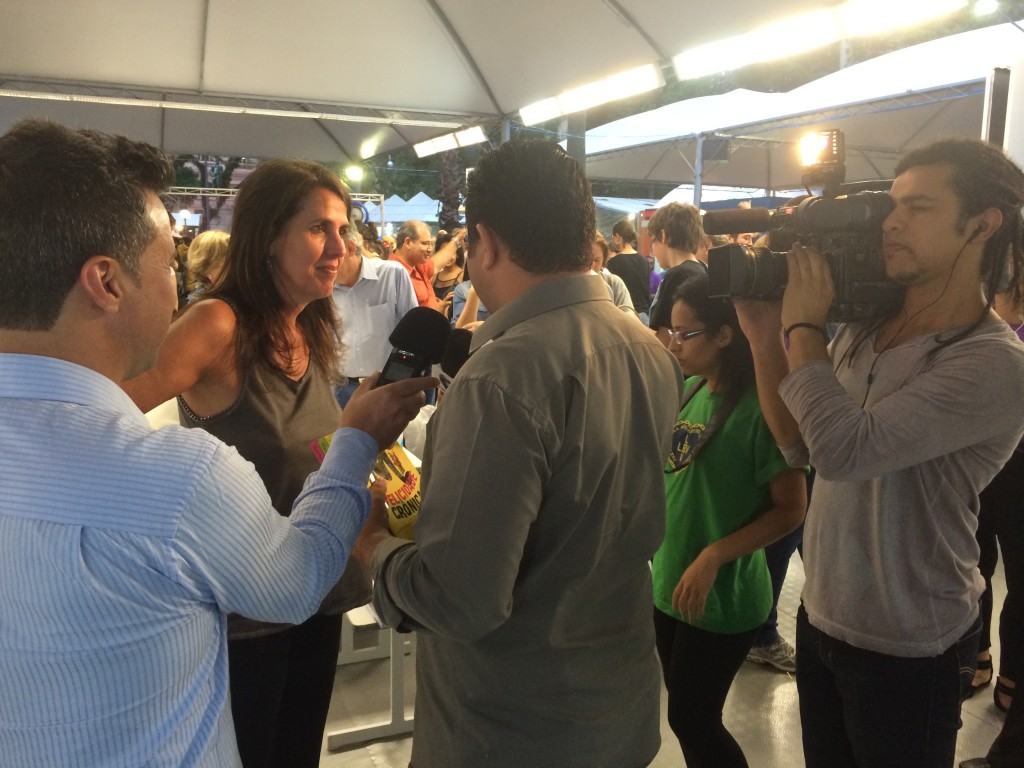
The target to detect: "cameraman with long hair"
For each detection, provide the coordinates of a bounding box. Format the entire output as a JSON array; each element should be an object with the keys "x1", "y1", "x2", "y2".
[{"x1": 736, "y1": 139, "x2": 1024, "y2": 768}]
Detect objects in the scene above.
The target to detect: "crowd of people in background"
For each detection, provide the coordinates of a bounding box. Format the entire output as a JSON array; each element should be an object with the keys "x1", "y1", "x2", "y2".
[
  {"x1": 167, "y1": 203, "x2": 761, "y2": 342},
  {"x1": 168, "y1": 205, "x2": 707, "y2": 339},
  {"x1": 3, "y1": 118, "x2": 1024, "y2": 768}
]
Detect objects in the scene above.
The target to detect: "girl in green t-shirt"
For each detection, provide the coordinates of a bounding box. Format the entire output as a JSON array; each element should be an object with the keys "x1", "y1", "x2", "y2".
[{"x1": 652, "y1": 274, "x2": 806, "y2": 768}]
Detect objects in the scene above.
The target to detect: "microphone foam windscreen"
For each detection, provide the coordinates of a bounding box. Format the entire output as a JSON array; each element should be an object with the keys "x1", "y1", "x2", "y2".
[
  {"x1": 388, "y1": 306, "x2": 452, "y2": 363},
  {"x1": 441, "y1": 328, "x2": 473, "y2": 377}
]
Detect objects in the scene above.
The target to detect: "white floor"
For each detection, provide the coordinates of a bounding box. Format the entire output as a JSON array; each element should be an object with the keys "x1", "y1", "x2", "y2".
[{"x1": 318, "y1": 556, "x2": 1009, "y2": 767}]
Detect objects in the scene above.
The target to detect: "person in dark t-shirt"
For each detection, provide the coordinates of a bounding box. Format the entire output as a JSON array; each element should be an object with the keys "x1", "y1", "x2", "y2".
[
  {"x1": 607, "y1": 219, "x2": 651, "y2": 320},
  {"x1": 647, "y1": 203, "x2": 707, "y2": 348}
]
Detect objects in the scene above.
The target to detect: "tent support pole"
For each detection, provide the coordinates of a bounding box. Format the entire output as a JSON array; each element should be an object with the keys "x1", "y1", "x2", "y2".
[
  {"x1": 567, "y1": 112, "x2": 587, "y2": 169},
  {"x1": 693, "y1": 134, "x2": 704, "y2": 209}
]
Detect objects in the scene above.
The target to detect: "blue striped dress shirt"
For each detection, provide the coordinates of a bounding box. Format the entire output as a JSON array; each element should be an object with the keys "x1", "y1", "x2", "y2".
[{"x1": 0, "y1": 354, "x2": 377, "y2": 767}]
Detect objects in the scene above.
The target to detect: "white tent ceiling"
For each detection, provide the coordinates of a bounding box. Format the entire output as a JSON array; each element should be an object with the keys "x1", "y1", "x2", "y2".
[
  {"x1": 0, "y1": 0, "x2": 913, "y2": 165},
  {"x1": 583, "y1": 22, "x2": 1024, "y2": 191}
]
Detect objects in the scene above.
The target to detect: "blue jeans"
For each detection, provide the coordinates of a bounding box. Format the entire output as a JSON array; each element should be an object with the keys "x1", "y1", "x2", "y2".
[
  {"x1": 796, "y1": 605, "x2": 980, "y2": 768},
  {"x1": 977, "y1": 449, "x2": 1024, "y2": 683},
  {"x1": 753, "y1": 523, "x2": 804, "y2": 647},
  {"x1": 754, "y1": 470, "x2": 812, "y2": 647},
  {"x1": 333, "y1": 379, "x2": 360, "y2": 408}
]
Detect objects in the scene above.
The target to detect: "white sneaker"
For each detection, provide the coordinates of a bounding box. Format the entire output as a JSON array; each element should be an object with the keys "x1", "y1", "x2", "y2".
[{"x1": 746, "y1": 638, "x2": 796, "y2": 673}]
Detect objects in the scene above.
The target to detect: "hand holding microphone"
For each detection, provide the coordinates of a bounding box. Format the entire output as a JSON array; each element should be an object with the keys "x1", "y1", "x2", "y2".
[
  {"x1": 341, "y1": 306, "x2": 451, "y2": 447},
  {"x1": 345, "y1": 306, "x2": 474, "y2": 447},
  {"x1": 342, "y1": 374, "x2": 437, "y2": 449}
]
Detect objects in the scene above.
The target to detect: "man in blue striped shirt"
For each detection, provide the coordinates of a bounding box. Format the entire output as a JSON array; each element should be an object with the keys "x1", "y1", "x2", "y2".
[{"x1": 0, "y1": 120, "x2": 432, "y2": 767}]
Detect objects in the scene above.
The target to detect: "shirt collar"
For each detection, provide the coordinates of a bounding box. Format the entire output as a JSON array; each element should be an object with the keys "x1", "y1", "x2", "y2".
[
  {"x1": 470, "y1": 273, "x2": 608, "y2": 353},
  {"x1": 357, "y1": 256, "x2": 382, "y2": 281},
  {"x1": 389, "y1": 253, "x2": 414, "y2": 275},
  {"x1": 334, "y1": 256, "x2": 381, "y2": 292},
  {"x1": 389, "y1": 253, "x2": 428, "y2": 277}
]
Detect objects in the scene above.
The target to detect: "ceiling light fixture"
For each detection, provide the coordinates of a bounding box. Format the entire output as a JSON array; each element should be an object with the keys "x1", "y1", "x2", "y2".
[
  {"x1": 414, "y1": 125, "x2": 489, "y2": 158},
  {"x1": 519, "y1": 64, "x2": 664, "y2": 126},
  {"x1": 672, "y1": 0, "x2": 968, "y2": 81},
  {"x1": 0, "y1": 88, "x2": 465, "y2": 129}
]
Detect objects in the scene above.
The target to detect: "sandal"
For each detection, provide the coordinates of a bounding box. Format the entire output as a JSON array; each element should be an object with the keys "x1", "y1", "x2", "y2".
[
  {"x1": 994, "y1": 677, "x2": 1015, "y2": 713},
  {"x1": 969, "y1": 656, "x2": 993, "y2": 696}
]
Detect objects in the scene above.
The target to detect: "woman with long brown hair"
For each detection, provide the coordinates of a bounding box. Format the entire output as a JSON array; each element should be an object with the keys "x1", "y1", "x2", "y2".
[{"x1": 124, "y1": 158, "x2": 365, "y2": 768}]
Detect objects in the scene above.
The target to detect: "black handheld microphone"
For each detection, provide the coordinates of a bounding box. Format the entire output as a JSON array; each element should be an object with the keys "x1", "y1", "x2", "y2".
[
  {"x1": 378, "y1": 306, "x2": 451, "y2": 386},
  {"x1": 438, "y1": 328, "x2": 473, "y2": 394},
  {"x1": 702, "y1": 207, "x2": 772, "y2": 236}
]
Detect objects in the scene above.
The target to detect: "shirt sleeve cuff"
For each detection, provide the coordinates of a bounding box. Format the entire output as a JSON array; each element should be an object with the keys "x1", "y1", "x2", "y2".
[
  {"x1": 780, "y1": 440, "x2": 810, "y2": 468},
  {"x1": 319, "y1": 427, "x2": 380, "y2": 483},
  {"x1": 371, "y1": 538, "x2": 418, "y2": 630}
]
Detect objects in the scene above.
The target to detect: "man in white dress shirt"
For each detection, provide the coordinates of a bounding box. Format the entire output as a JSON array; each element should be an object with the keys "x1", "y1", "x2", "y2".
[{"x1": 332, "y1": 228, "x2": 417, "y2": 406}]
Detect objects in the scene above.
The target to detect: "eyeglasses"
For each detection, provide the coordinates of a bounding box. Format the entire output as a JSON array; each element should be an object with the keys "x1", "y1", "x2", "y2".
[{"x1": 667, "y1": 328, "x2": 707, "y2": 344}]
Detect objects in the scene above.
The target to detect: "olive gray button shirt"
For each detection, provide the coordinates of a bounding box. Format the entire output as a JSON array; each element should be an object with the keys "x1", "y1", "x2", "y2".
[{"x1": 371, "y1": 275, "x2": 685, "y2": 768}]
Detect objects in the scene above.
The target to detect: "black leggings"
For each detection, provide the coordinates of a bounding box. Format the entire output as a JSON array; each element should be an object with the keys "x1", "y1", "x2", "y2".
[
  {"x1": 653, "y1": 608, "x2": 757, "y2": 768},
  {"x1": 977, "y1": 449, "x2": 1024, "y2": 684},
  {"x1": 228, "y1": 612, "x2": 342, "y2": 768}
]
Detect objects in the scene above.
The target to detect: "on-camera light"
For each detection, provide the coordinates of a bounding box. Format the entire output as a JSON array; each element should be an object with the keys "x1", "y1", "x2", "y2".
[{"x1": 800, "y1": 129, "x2": 846, "y2": 190}]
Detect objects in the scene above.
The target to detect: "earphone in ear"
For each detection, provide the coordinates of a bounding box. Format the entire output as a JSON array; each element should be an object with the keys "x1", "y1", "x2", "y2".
[{"x1": 968, "y1": 224, "x2": 985, "y2": 242}]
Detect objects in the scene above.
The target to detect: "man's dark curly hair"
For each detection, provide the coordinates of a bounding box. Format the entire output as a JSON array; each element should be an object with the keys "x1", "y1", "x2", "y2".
[
  {"x1": 895, "y1": 137, "x2": 1024, "y2": 309},
  {"x1": 0, "y1": 119, "x2": 173, "y2": 330},
  {"x1": 466, "y1": 140, "x2": 594, "y2": 274}
]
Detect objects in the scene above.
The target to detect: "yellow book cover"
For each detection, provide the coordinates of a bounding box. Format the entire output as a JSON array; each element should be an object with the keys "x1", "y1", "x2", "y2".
[
  {"x1": 310, "y1": 434, "x2": 421, "y2": 540},
  {"x1": 372, "y1": 443, "x2": 421, "y2": 540}
]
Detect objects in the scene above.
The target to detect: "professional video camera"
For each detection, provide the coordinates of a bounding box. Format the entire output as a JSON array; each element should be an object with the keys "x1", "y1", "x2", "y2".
[{"x1": 703, "y1": 130, "x2": 901, "y2": 321}]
